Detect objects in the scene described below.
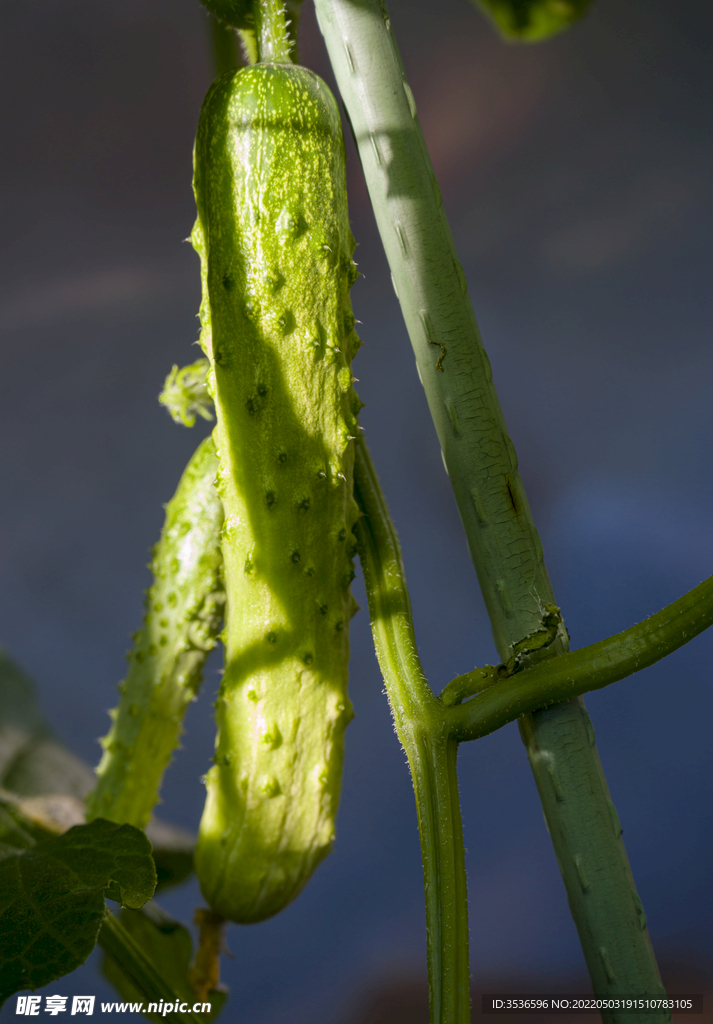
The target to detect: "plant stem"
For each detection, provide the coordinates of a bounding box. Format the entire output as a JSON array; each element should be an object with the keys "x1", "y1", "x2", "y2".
[
  {"x1": 448, "y1": 572, "x2": 713, "y2": 739},
  {"x1": 316, "y1": 0, "x2": 669, "y2": 1018},
  {"x1": 315, "y1": 0, "x2": 550, "y2": 657},
  {"x1": 353, "y1": 442, "x2": 436, "y2": 723},
  {"x1": 252, "y1": 0, "x2": 292, "y2": 63},
  {"x1": 411, "y1": 731, "x2": 470, "y2": 1024},
  {"x1": 354, "y1": 441, "x2": 470, "y2": 1023},
  {"x1": 98, "y1": 912, "x2": 203, "y2": 1024}
]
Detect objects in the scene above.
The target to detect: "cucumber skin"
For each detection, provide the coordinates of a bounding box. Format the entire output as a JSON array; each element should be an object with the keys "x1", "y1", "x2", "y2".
[
  {"x1": 87, "y1": 436, "x2": 224, "y2": 829},
  {"x1": 192, "y1": 63, "x2": 361, "y2": 923}
]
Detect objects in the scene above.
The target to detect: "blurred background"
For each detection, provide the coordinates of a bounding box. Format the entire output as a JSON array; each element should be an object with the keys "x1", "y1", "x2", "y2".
[{"x1": 1, "y1": 0, "x2": 712, "y2": 1019}]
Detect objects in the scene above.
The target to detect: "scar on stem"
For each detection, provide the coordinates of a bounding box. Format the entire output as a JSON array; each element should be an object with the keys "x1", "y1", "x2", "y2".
[{"x1": 429, "y1": 338, "x2": 446, "y2": 372}]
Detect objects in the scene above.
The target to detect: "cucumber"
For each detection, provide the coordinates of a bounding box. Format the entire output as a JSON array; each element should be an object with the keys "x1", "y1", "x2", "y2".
[
  {"x1": 192, "y1": 62, "x2": 361, "y2": 923},
  {"x1": 87, "y1": 435, "x2": 224, "y2": 829}
]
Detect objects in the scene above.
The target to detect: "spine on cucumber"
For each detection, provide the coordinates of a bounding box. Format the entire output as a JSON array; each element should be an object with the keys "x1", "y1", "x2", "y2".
[
  {"x1": 192, "y1": 62, "x2": 361, "y2": 923},
  {"x1": 87, "y1": 435, "x2": 224, "y2": 829}
]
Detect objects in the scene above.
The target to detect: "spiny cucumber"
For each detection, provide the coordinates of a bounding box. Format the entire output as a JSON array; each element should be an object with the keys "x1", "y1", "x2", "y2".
[
  {"x1": 86, "y1": 435, "x2": 224, "y2": 829},
  {"x1": 192, "y1": 62, "x2": 361, "y2": 923}
]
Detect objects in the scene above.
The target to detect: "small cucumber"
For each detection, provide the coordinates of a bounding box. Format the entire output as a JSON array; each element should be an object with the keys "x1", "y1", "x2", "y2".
[
  {"x1": 192, "y1": 62, "x2": 361, "y2": 922},
  {"x1": 87, "y1": 435, "x2": 224, "y2": 829}
]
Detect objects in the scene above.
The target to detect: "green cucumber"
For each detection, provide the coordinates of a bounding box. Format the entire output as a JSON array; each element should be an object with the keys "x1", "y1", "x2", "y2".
[
  {"x1": 192, "y1": 62, "x2": 361, "y2": 923},
  {"x1": 86, "y1": 435, "x2": 224, "y2": 829}
]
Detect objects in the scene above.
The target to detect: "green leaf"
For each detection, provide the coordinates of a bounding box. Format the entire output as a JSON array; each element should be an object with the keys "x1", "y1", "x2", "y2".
[
  {"x1": 0, "y1": 818, "x2": 156, "y2": 1004},
  {"x1": 102, "y1": 904, "x2": 227, "y2": 1022},
  {"x1": 470, "y1": 0, "x2": 593, "y2": 41},
  {"x1": 43, "y1": 819, "x2": 156, "y2": 910}
]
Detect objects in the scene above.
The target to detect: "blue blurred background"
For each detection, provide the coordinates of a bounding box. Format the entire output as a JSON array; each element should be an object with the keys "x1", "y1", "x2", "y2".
[{"x1": 1, "y1": 0, "x2": 711, "y2": 1019}]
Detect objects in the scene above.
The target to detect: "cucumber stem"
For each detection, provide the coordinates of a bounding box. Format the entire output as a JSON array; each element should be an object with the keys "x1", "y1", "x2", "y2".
[
  {"x1": 252, "y1": 0, "x2": 292, "y2": 63},
  {"x1": 316, "y1": 0, "x2": 669, "y2": 1018},
  {"x1": 354, "y1": 441, "x2": 470, "y2": 1023},
  {"x1": 412, "y1": 731, "x2": 470, "y2": 1024}
]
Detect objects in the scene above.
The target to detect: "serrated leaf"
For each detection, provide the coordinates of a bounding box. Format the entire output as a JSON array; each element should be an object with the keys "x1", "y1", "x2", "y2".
[
  {"x1": 102, "y1": 904, "x2": 226, "y2": 1022},
  {"x1": 42, "y1": 819, "x2": 156, "y2": 909},
  {"x1": 471, "y1": 0, "x2": 593, "y2": 41},
  {"x1": 0, "y1": 818, "x2": 155, "y2": 1004}
]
